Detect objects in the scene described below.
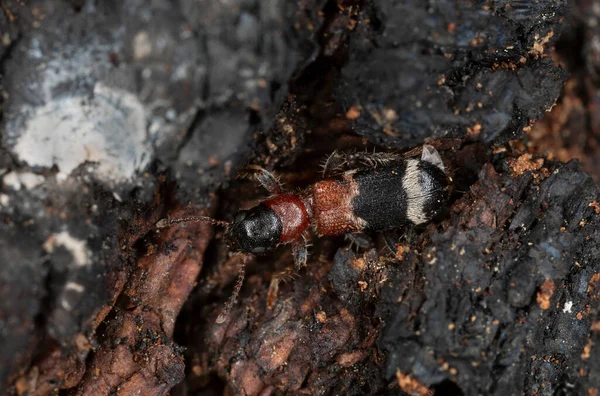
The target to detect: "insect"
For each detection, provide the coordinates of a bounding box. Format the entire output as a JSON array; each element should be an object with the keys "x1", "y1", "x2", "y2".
[{"x1": 157, "y1": 145, "x2": 451, "y2": 323}]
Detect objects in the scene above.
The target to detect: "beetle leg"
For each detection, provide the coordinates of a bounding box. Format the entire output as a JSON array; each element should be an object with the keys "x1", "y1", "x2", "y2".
[
  {"x1": 323, "y1": 150, "x2": 407, "y2": 177},
  {"x1": 239, "y1": 165, "x2": 284, "y2": 195},
  {"x1": 266, "y1": 267, "x2": 293, "y2": 310},
  {"x1": 345, "y1": 150, "x2": 405, "y2": 169},
  {"x1": 345, "y1": 232, "x2": 374, "y2": 251},
  {"x1": 266, "y1": 236, "x2": 310, "y2": 309},
  {"x1": 321, "y1": 149, "x2": 346, "y2": 178},
  {"x1": 292, "y1": 236, "x2": 309, "y2": 270}
]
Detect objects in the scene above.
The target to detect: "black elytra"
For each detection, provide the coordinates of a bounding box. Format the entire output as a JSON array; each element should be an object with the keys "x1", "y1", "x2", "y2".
[
  {"x1": 352, "y1": 163, "x2": 410, "y2": 231},
  {"x1": 225, "y1": 204, "x2": 282, "y2": 254},
  {"x1": 418, "y1": 160, "x2": 450, "y2": 221},
  {"x1": 351, "y1": 160, "x2": 449, "y2": 230}
]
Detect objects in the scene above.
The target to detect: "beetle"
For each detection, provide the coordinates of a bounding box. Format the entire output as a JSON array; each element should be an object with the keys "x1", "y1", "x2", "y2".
[{"x1": 157, "y1": 145, "x2": 451, "y2": 322}]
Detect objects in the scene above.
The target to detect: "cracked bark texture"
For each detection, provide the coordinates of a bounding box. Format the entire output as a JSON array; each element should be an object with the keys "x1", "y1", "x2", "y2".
[
  {"x1": 378, "y1": 157, "x2": 600, "y2": 394},
  {"x1": 1, "y1": 0, "x2": 600, "y2": 395},
  {"x1": 0, "y1": 0, "x2": 307, "y2": 393},
  {"x1": 335, "y1": 0, "x2": 569, "y2": 148}
]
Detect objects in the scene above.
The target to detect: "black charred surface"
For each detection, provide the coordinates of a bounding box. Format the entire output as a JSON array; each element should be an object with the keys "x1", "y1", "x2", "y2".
[
  {"x1": 329, "y1": 247, "x2": 385, "y2": 313},
  {"x1": 377, "y1": 158, "x2": 600, "y2": 395},
  {"x1": 163, "y1": 1, "x2": 307, "y2": 196},
  {"x1": 536, "y1": 2, "x2": 600, "y2": 394},
  {"x1": 0, "y1": 225, "x2": 44, "y2": 391},
  {"x1": 336, "y1": 0, "x2": 569, "y2": 147}
]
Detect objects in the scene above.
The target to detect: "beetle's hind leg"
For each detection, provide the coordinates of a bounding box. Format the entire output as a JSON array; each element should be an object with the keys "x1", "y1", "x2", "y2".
[
  {"x1": 291, "y1": 235, "x2": 309, "y2": 270},
  {"x1": 322, "y1": 150, "x2": 406, "y2": 177},
  {"x1": 266, "y1": 236, "x2": 310, "y2": 309},
  {"x1": 321, "y1": 150, "x2": 346, "y2": 178},
  {"x1": 345, "y1": 232, "x2": 374, "y2": 251},
  {"x1": 239, "y1": 165, "x2": 284, "y2": 195},
  {"x1": 345, "y1": 150, "x2": 405, "y2": 169}
]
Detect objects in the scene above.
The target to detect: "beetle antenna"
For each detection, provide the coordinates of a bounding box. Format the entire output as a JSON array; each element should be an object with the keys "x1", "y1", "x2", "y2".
[
  {"x1": 156, "y1": 216, "x2": 230, "y2": 229},
  {"x1": 216, "y1": 254, "x2": 249, "y2": 324}
]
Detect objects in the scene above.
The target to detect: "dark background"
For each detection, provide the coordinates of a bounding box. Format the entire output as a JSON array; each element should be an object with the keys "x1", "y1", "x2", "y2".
[{"x1": 0, "y1": 0, "x2": 599, "y2": 395}]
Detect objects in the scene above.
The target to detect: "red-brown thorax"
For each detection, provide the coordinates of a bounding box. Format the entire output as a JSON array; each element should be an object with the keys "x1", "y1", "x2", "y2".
[
  {"x1": 262, "y1": 194, "x2": 310, "y2": 242},
  {"x1": 311, "y1": 179, "x2": 364, "y2": 236}
]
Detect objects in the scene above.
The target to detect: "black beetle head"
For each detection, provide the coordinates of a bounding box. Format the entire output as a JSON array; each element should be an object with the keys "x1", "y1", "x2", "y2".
[{"x1": 225, "y1": 205, "x2": 282, "y2": 254}]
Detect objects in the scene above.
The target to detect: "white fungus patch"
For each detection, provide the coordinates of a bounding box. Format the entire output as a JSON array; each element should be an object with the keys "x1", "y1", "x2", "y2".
[
  {"x1": 64, "y1": 281, "x2": 85, "y2": 293},
  {"x1": 61, "y1": 299, "x2": 73, "y2": 310},
  {"x1": 60, "y1": 281, "x2": 86, "y2": 311},
  {"x1": 133, "y1": 31, "x2": 152, "y2": 60},
  {"x1": 563, "y1": 301, "x2": 573, "y2": 314},
  {"x1": 44, "y1": 231, "x2": 91, "y2": 268},
  {"x1": 3, "y1": 171, "x2": 45, "y2": 190},
  {"x1": 0, "y1": 194, "x2": 9, "y2": 206},
  {"x1": 12, "y1": 83, "x2": 150, "y2": 184}
]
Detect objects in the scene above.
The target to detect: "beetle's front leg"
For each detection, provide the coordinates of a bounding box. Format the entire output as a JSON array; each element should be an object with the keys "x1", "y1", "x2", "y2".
[
  {"x1": 239, "y1": 165, "x2": 284, "y2": 195},
  {"x1": 292, "y1": 235, "x2": 309, "y2": 270}
]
